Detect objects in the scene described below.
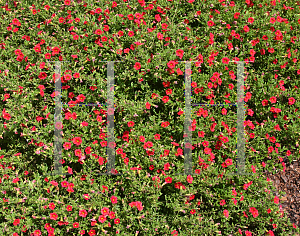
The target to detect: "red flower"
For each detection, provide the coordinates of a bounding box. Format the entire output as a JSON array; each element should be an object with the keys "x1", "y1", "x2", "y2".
[
  {"x1": 245, "y1": 231, "x2": 252, "y2": 236},
  {"x1": 270, "y1": 17, "x2": 276, "y2": 24},
  {"x1": 134, "y1": 62, "x2": 141, "y2": 70},
  {"x1": 223, "y1": 209, "x2": 229, "y2": 218},
  {"x1": 98, "y1": 215, "x2": 107, "y2": 223},
  {"x1": 174, "y1": 182, "x2": 186, "y2": 190},
  {"x1": 73, "y1": 222, "x2": 79, "y2": 228},
  {"x1": 275, "y1": 30, "x2": 282, "y2": 36},
  {"x1": 207, "y1": 20, "x2": 215, "y2": 27},
  {"x1": 63, "y1": 142, "x2": 72, "y2": 150},
  {"x1": 63, "y1": 74, "x2": 71, "y2": 81},
  {"x1": 248, "y1": 17, "x2": 254, "y2": 23},
  {"x1": 50, "y1": 212, "x2": 58, "y2": 220},
  {"x1": 127, "y1": 15, "x2": 133, "y2": 21},
  {"x1": 190, "y1": 209, "x2": 196, "y2": 215},
  {"x1": 111, "y1": 195, "x2": 118, "y2": 204},
  {"x1": 222, "y1": 57, "x2": 230, "y2": 64},
  {"x1": 165, "y1": 177, "x2": 172, "y2": 183},
  {"x1": 79, "y1": 209, "x2": 87, "y2": 217},
  {"x1": 36, "y1": 116, "x2": 44, "y2": 122},
  {"x1": 145, "y1": 102, "x2": 151, "y2": 109},
  {"x1": 34, "y1": 45, "x2": 41, "y2": 52},
  {"x1": 274, "y1": 196, "x2": 280, "y2": 204},
  {"x1": 220, "y1": 199, "x2": 226, "y2": 206},
  {"x1": 269, "y1": 96, "x2": 277, "y2": 104},
  {"x1": 155, "y1": 14, "x2": 161, "y2": 22},
  {"x1": 49, "y1": 202, "x2": 56, "y2": 210},
  {"x1": 109, "y1": 211, "x2": 116, "y2": 219},
  {"x1": 187, "y1": 175, "x2": 193, "y2": 183},
  {"x1": 249, "y1": 207, "x2": 259, "y2": 218},
  {"x1": 103, "y1": 25, "x2": 109, "y2": 32},
  {"x1": 70, "y1": 73, "x2": 79, "y2": 80},
  {"x1": 171, "y1": 230, "x2": 178, "y2": 236},
  {"x1": 161, "y1": 121, "x2": 170, "y2": 128},
  {"x1": 3, "y1": 112, "x2": 11, "y2": 120},
  {"x1": 269, "y1": 136, "x2": 276, "y2": 143},
  {"x1": 95, "y1": 8, "x2": 102, "y2": 14},
  {"x1": 13, "y1": 219, "x2": 20, "y2": 226},
  {"x1": 152, "y1": 93, "x2": 158, "y2": 99},
  {"x1": 139, "y1": 136, "x2": 145, "y2": 142},
  {"x1": 127, "y1": 121, "x2": 135, "y2": 127},
  {"x1": 101, "y1": 207, "x2": 110, "y2": 216},
  {"x1": 95, "y1": 29, "x2": 103, "y2": 35},
  {"x1": 73, "y1": 137, "x2": 83, "y2": 146},
  {"x1": 225, "y1": 159, "x2": 233, "y2": 166},
  {"x1": 167, "y1": 60, "x2": 176, "y2": 69},
  {"x1": 128, "y1": 31, "x2": 134, "y2": 37},
  {"x1": 176, "y1": 49, "x2": 184, "y2": 59},
  {"x1": 157, "y1": 32, "x2": 164, "y2": 40},
  {"x1": 76, "y1": 94, "x2": 86, "y2": 102},
  {"x1": 52, "y1": 46, "x2": 60, "y2": 55},
  {"x1": 293, "y1": 223, "x2": 297, "y2": 229},
  {"x1": 118, "y1": 30, "x2": 124, "y2": 37},
  {"x1": 33, "y1": 230, "x2": 41, "y2": 236},
  {"x1": 12, "y1": 18, "x2": 21, "y2": 26},
  {"x1": 267, "y1": 230, "x2": 275, "y2": 236},
  {"x1": 262, "y1": 99, "x2": 268, "y2": 106},
  {"x1": 234, "y1": 12, "x2": 240, "y2": 19},
  {"x1": 101, "y1": 36, "x2": 107, "y2": 42},
  {"x1": 15, "y1": 49, "x2": 22, "y2": 55},
  {"x1": 45, "y1": 53, "x2": 51, "y2": 59},
  {"x1": 244, "y1": 25, "x2": 250, "y2": 32},
  {"x1": 268, "y1": 48, "x2": 275, "y2": 53},
  {"x1": 88, "y1": 229, "x2": 96, "y2": 236},
  {"x1": 288, "y1": 97, "x2": 295, "y2": 105},
  {"x1": 163, "y1": 81, "x2": 170, "y2": 87},
  {"x1": 162, "y1": 96, "x2": 169, "y2": 103}
]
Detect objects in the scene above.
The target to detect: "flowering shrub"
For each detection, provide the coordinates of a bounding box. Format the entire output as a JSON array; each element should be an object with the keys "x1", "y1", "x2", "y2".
[{"x1": 0, "y1": 0, "x2": 300, "y2": 235}]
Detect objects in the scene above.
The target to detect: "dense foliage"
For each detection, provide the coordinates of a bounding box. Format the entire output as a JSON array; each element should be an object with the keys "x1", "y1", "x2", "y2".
[{"x1": 0, "y1": 0, "x2": 300, "y2": 235}]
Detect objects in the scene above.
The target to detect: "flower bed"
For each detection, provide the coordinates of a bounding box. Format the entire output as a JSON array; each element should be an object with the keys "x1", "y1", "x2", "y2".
[{"x1": 0, "y1": 0, "x2": 300, "y2": 235}]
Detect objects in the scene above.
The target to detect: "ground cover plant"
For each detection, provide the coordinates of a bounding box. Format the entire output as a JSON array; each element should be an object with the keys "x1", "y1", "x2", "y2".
[{"x1": 0, "y1": 0, "x2": 300, "y2": 235}]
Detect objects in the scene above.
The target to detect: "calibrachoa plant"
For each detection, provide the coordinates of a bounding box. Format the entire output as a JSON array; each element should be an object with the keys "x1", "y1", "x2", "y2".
[{"x1": 0, "y1": 0, "x2": 300, "y2": 235}]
